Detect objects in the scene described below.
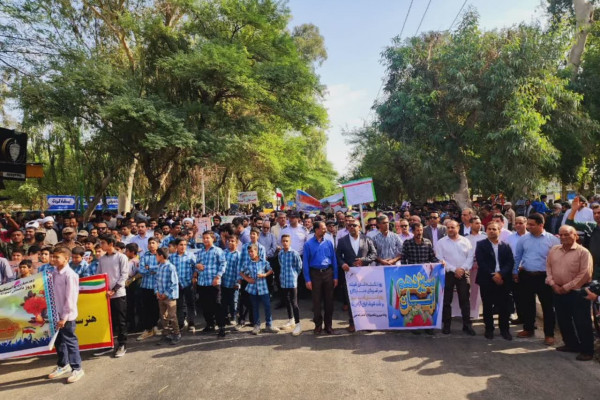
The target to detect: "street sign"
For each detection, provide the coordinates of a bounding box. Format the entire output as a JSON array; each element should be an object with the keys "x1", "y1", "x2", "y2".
[{"x1": 0, "y1": 127, "x2": 27, "y2": 181}]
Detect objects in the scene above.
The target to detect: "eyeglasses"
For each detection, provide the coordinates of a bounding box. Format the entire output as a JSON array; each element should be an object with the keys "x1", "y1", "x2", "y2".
[
  {"x1": 369, "y1": 224, "x2": 377, "y2": 227},
  {"x1": 399, "y1": 225, "x2": 409, "y2": 228},
  {"x1": 348, "y1": 224, "x2": 359, "y2": 227}
]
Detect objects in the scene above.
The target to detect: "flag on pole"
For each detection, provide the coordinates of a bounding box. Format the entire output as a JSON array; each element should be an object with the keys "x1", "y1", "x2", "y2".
[
  {"x1": 295, "y1": 190, "x2": 322, "y2": 211},
  {"x1": 275, "y1": 188, "x2": 285, "y2": 210}
]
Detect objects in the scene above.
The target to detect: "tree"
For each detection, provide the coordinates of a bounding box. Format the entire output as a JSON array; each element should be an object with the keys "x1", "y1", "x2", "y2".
[{"x1": 362, "y1": 10, "x2": 594, "y2": 206}]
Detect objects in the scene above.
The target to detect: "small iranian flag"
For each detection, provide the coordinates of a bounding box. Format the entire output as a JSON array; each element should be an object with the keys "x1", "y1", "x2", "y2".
[
  {"x1": 79, "y1": 276, "x2": 107, "y2": 294},
  {"x1": 275, "y1": 188, "x2": 285, "y2": 210}
]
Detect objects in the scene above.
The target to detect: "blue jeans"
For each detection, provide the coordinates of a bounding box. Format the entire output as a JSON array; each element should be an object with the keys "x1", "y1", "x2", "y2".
[
  {"x1": 249, "y1": 293, "x2": 272, "y2": 326},
  {"x1": 55, "y1": 321, "x2": 82, "y2": 370}
]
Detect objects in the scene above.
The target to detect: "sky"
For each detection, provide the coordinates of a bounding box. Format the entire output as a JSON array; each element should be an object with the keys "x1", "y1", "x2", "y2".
[{"x1": 286, "y1": 0, "x2": 548, "y2": 176}]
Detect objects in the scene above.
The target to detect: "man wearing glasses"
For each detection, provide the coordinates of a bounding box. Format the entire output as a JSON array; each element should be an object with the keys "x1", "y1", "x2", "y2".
[
  {"x1": 366, "y1": 217, "x2": 379, "y2": 239},
  {"x1": 423, "y1": 211, "x2": 447, "y2": 250},
  {"x1": 396, "y1": 219, "x2": 413, "y2": 241},
  {"x1": 337, "y1": 217, "x2": 377, "y2": 332}
]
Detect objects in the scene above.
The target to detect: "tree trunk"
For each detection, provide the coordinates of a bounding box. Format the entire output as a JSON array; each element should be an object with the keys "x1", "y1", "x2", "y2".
[
  {"x1": 453, "y1": 164, "x2": 471, "y2": 209},
  {"x1": 568, "y1": 0, "x2": 594, "y2": 75},
  {"x1": 123, "y1": 158, "x2": 138, "y2": 213},
  {"x1": 83, "y1": 171, "x2": 113, "y2": 222}
]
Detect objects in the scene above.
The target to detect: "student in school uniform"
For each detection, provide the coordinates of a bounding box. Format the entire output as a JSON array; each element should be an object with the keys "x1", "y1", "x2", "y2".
[
  {"x1": 48, "y1": 246, "x2": 84, "y2": 383},
  {"x1": 137, "y1": 238, "x2": 160, "y2": 341},
  {"x1": 221, "y1": 234, "x2": 241, "y2": 326},
  {"x1": 240, "y1": 244, "x2": 279, "y2": 335},
  {"x1": 155, "y1": 247, "x2": 181, "y2": 345},
  {"x1": 194, "y1": 231, "x2": 228, "y2": 337},
  {"x1": 37, "y1": 246, "x2": 54, "y2": 274},
  {"x1": 278, "y1": 234, "x2": 303, "y2": 336},
  {"x1": 169, "y1": 238, "x2": 197, "y2": 333},
  {"x1": 70, "y1": 246, "x2": 90, "y2": 278}
]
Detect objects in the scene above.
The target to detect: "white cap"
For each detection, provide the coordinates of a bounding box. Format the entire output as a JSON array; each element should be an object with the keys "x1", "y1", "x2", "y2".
[
  {"x1": 25, "y1": 221, "x2": 40, "y2": 229},
  {"x1": 182, "y1": 217, "x2": 194, "y2": 224},
  {"x1": 41, "y1": 216, "x2": 54, "y2": 224}
]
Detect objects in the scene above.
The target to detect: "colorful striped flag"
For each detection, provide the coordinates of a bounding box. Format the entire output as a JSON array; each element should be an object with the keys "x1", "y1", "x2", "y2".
[
  {"x1": 79, "y1": 276, "x2": 106, "y2": 294},
  {"x1": 295, "y1": 189, "x2": 322, "y2": 211}
]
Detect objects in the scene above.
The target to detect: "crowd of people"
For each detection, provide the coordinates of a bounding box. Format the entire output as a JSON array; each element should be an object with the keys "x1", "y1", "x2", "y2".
[{"x1": 1, "y1": 194, "x2": 599, "y2": 383}]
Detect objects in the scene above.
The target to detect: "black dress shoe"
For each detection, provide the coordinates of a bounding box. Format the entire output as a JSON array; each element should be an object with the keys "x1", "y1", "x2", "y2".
[
  {"x1": 202, "y1": 325, "x2": 215, "y2": 333},
  {"x1": 500, "y1": 330, "x2": 512, "y2": 341},
  {"x1": 325, "y1": 328, "x2": 340, "y2": 335},
  {"x1": 217, "y1": 328, "x2": 226, "y2": 337},
  {"x1": 484, "y1": 331, "x2": 494, "y2": 340},
  {"x1": 313, "y1": 326, "x2": 322, "y2": 335},
  {"x1": 424, "y1": 329, "x2": 434, "y2": 335},
  {"x1": 463, "y1": 325, "x2": 476, "y2": 336},
  {"x1": 442, "y1": 326, "x2": 451, "y2": 334},
  {"x1": 556, "y1": 345, "x2": 577, "y2": 353}
]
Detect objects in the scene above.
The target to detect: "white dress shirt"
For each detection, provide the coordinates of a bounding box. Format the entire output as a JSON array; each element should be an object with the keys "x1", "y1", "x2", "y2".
[
  {"x1": 280, "y1": 225, "x2": 308, "y2": 255},
  {"x1": 435, "y1": 235, "x2": 474, "y2": 272},
  {"x1": 349, "y1": 234, "x2": 360, "y2": 255}
]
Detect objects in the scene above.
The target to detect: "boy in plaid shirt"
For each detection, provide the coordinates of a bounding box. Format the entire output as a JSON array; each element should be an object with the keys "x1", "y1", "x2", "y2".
[
  {"x1": 278, "y1": 234, "x2": 303, "y2": 336},
  {"x1": 241, "y1": 244, "x2": 279, "y2": 335},
  {"x1": 239, "y1": 228, "x2": 266, "y2": 267},
  {"x1": 169, "y1": 238, "x2": 197, "y2": 333},
  {"x1": 69, "y1": 246, "x2": 90, "y2": 278},
  {"x1": 221, "y1": 234, "x2": 240, "y2": 326},
  {"x1": 195, "y1": 231, "x2": 228, "y2": 337},
  {"x1": 137, "y1": 238, "x2": 160, "y2": 341},
  {"x1": 154, "y1": 247, "x2": 180, "y2": 345}
]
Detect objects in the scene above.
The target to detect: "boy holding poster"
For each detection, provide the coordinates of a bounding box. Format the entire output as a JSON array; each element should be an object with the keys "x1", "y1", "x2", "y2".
[{"x1": 48, "y1": 247, "x2": 84, "y2": 383}]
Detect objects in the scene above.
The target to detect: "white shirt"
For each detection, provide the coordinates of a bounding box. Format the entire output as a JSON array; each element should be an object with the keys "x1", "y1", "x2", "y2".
[
  {"x1": 349, "y1": 234, "x2": 360, "y2": 255},
  {"x1": 280, "y1": 225, "x2": 308, "y2": 255},
  {"x1": 490, "y1": 240, "x2": 500, "y2": 272},
  {"x1": 121, "y1": 233, "x2": 135, "y2": 245},
  {"x1": 366, "y1": 229, "x2": 379, "y2": 239},
  {"x1": 462, "y1": 225, "x2": 471, "y2": 236},
  {"x1": 337, "y1": 228, "x2": 349, "y2": 241},
  {"x1": 499, "y1": 228, "x2": 511, "y2": 243},
  {"x1": 562, "y1": 207, "x2": 595, "y2": 226},
  {"x1": 467, "y1": 232, "x2": 487, "y2": 249},
  {"x1": 131, "y1": 233, "x2": 151, "y2": 254},
  {"x1": 435, "y1": 235, "x2": 474, "y2": 272}
]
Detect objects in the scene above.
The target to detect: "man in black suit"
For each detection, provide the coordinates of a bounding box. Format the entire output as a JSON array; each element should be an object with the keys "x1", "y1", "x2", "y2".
[
  {"x1": 475, "y1": 222, "x2": 515, "y2": 340},
  {"x1": 336, "y1": 216, "x2": 377, "y2": 332},
  {"x1": 544, "y1": 203, "x2": 564, "y2": 235},
  {"x1": 423, "y1": 211, "x2": 447, "y2": 250},
  {"x1": 459, "y1": 208, "x2": 474, "y2": 236}
]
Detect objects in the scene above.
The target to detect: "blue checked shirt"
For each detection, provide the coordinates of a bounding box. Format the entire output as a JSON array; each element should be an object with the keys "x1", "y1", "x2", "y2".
[
  {"x1": 139, "y1": 251, "x2": 159, "y2": 290},
  {"x1": 161, "y1": 235, "x2": 175, "y2": 248},
  {"x1": 194, "y1": 245, "x2": 227, "y2": 286},
  {"x1": 38, "y1": 263, "x2": 54, "y2": 274},
  {"x1": 88, "y1": 259, "x2": 99, "y2": 275},
  {"x1": 169, "y1": 252, "x2": 197, "y2": 288},
  {"x1": 242, "y1": 259, "x2": 271, "y2": 295},
  {"x1": 70, "y1": 261, "x2": 90, "y2": 278},
  {"x1": 239, "y1": 242, "x2": 266, "y2": 271},
  {"x1": 155, "y1": 261, "x2": 179, "y2": 300},
  {"x1": 222, "y1": 249, "x2": 241, "y2": 288},
  {"x1": 278, "y1": 248, "x2": 302, "y2": 288}
]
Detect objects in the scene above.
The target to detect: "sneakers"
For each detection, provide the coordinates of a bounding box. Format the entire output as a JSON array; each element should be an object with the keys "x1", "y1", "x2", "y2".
[
  {"x1": 136, "y1": 329, "x2": 154, "y2": 341},
  {"x1": 114, "y1": 345, "x2": 127, "y2": 358},
  {"x1": 252, "y1": 325, "x2": 261, "y2": 335},
  {"x1": 92, "y1": 348, "x2": 113, "y2": 357},
  {"x1": 153, "y1": 326, "x2": 162, "y2": 336},
  {"x1": 292, "y1": 323, "x2": 302, "y2": 336},
  {"x1": 170, "y1": 334, "x2": 182, "y2": 345},
  {"x1": 235, "y1": 320, "x2": 245, "y2": 331},
  {"x1": 48, "y1": 365, "x2": 72, "y2": 379},
  {"x1": 189, "y1": 326, "x2": 196, "y2": 334},
  {"x1": 67, "y1": 369, "x2": 84, "y2": 383},
  {"x1": 280, "y1": 319, "x2": 295, "y2": 330},
  {"x1": 265, "y1": 325, "x2": 280, "y2": 334},
  {"x1": 156, "y1": 335, "x2": 172, "y2": 346}
]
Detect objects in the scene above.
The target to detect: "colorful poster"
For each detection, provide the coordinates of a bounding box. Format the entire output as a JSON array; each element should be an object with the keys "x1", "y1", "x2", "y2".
[
  {"x1": 320, "y1": 192, "x2": 345, "y2": 212},
  {"x1": 295, "y1": 189, "x2": 322, "y2": 211},
  {"x1": 74, "y1": 275, "x2": 113, "y2": 351},
  {"x1": 342, "y1": 177, "x2": 376, "y2": 206},
  {"x1": 0, "y1": 273, "x2": 58, "y2": 359},
  {"x1": 346, "y1": 264, "x2": 445, "y2": 330}
]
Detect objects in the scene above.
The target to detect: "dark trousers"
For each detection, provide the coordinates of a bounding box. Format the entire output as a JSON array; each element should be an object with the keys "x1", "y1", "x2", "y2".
[
  {"x1": 176, "y1": 285, "x2": 196, "y2": 328},
  {"x1": 480, "y1": 281, "x2": 510, "y2": 332},
  {"x1": 198, "y1": 285, "x2": 225, "y2": 328},
  {"x1": 110, "y1": 296, "x2": 128, "y2": 347},
  {"x1": 510, "y1": 280, "x2": 523, "y2": 319},
  {"x1": 442, "y1": 272, "x2": 471, "y2": 327},
  {"x1": 309, "y1": 267, "x2": 334, "y2": 329},
  {"x1": 238, "y1": 281, "x2": 254, "y2": 324},
  {"x1": 554, "y1": 292, "x2": 594, "y2": 355},
  {"x1": 221, "y1": 286, "x2": 238, "y2": 322},
  {"x1": 126, "y1": 282, "x2": 141, "y2": 331},
  {"x1": 140, "y1": 288, "x2": 159, "y2": 331},
  {"x1": 282, "y1": 288, "x2": 300, "y2": 323},
  {"x1": 55, "y1": 321, "x2": 82, "y2": 370},
  {"x1": 519, "y1": 271, "x2": 555, "y2": 337}
]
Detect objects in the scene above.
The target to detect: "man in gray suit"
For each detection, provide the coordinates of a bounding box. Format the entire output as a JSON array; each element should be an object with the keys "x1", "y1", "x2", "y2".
[
  {"x1": 336, "y1": 216, "x2": 378, "y2": 332},
  {"x1": 423, "y1": 211, "x2": 447, "y2": 250}
]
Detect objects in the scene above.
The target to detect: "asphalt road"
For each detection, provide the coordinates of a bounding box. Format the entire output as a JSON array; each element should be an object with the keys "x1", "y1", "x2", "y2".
[{"x1": 2, "y1": 300, "x2": 599, "y2": 400}]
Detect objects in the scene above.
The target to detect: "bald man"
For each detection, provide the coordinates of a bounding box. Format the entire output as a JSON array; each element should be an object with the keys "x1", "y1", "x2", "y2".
[{"x1": 546, "y1": 225, "x2": 594, "y2": 361}]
